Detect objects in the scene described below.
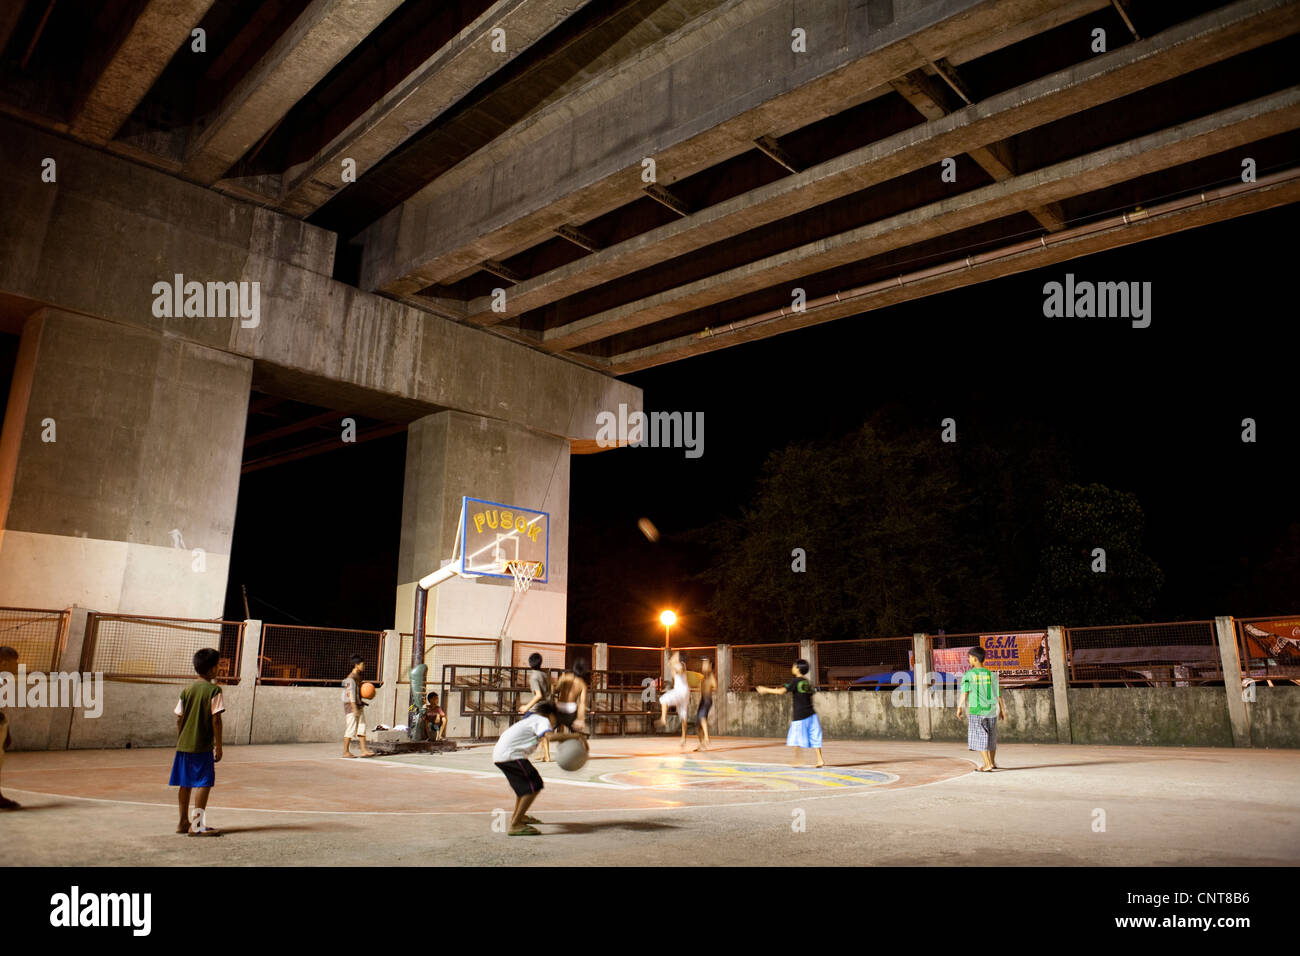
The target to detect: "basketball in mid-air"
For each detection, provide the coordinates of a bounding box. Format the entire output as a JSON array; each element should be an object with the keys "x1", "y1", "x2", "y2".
[
  {"x1": 554, "y1": 737, "x2": 588, "y2": 771},
  {"x1": 637, "y1": 517, "x2": 660, "y2": 542},
  {"x1": 360, "y1": 682, "x2": 376, "y2": 699}
]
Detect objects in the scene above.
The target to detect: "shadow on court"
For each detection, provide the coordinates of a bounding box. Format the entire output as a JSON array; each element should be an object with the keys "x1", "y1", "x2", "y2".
[{"x1": 541, "y1": 820, "x2": 683, "y2": 835}]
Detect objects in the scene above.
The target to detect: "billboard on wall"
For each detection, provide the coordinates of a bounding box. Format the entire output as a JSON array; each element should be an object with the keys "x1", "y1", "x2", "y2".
[
  {"x1": 1240, "y1": 618, "x2": 1300, "y2": 669},
  {"x1": 930, "y1": 633, "x2": 1049, "y2": 677}
]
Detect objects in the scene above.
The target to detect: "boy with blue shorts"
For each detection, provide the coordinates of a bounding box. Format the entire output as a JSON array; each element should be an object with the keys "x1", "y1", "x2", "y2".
[
  {"x1": 170, "y1": 648, "x2": 224, "y2": 836},
  {"x1": 758, "y1": 659, "x2": 824, "y2": 768}
]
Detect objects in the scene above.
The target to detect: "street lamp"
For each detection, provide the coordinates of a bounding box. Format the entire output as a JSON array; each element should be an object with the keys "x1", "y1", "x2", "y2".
[{"x1": 659, "y1": 609, "x2": 677, "y2": 650}]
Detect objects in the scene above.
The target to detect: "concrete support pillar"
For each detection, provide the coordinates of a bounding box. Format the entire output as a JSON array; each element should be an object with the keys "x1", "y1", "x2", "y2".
[
  {"x1": 395, "y1": 410, "x2": 570, "y2": 659},
  {"x1": 0, "y1": 309, "x2": 252, "y2": 616},
  {"x1": 377, "y1": 629, "x2": 401, "y2": 728},
  {"x1": 1214, "y1": 616, "x2": 1251, "y2": 747},
  {"x1": 235, "y1": 619, "x2": 263, "y2": 744},
  {"x1": 1046, "y1": 625, "x2": 1072, "y2": 744},
  {"x1": 593, "y1": 642, "x2": 608, "y2": 686},
  {"x1": 29, "y1": 607, "x2": 93, "y2": 751},
  {"x1": 913, "y1": 632, "x2": 932, "y2": 741},
  {"x1": 715, "y1": 644, "x2": 731, "y2": 735}
]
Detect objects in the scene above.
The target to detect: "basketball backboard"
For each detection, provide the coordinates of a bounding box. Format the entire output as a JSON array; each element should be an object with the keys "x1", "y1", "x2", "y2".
[{"x1": 455, "y1": 496, "x2": 549, "y2": 583}]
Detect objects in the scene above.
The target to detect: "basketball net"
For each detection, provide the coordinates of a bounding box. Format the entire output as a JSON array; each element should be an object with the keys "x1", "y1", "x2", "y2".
[{"x1": 505, "y1": 560, "x2": 543, "y2": 594}]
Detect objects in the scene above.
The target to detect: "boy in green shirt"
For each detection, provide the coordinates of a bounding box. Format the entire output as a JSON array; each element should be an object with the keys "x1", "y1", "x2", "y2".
[
  {"x1": 956, "y1": 646, "x2": 1006, "y2": 772},
  {"x1": 169, "y1": 648, "x2": 224, "y2": 835}
]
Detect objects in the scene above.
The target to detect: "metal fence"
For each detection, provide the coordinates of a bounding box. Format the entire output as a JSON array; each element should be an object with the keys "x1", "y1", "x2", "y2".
[
  {"x1": 258, "y1": 624, "x2": 382, "y2": 685},
  {"x1": 83, "y1": 614, "x2": 243, "y2": 683},
  {"x1": 511, "y1": 641, "x2": 593, "y2": 670},
  {"x1": 814, "y1": 637, "x2": 912, "y2": 690},
  {"x1": 1064, "y1": 620, "x2": 1219, "y2": 687},
  {"x1": 603, "y1": 645, "x2": 662, "y2": 690},
  {"x1": 397, "y1": 635, "x2": 499, "y2": 684},
  {"x1": 1237, "y1": 615, "x2": 1300, "y2": 684},
  {"x1": 730, "y1": 642, "x2": 801, "y2": 691},
  {"x1": 0, "y1": 606, "x2": 68, "y2": 672}
]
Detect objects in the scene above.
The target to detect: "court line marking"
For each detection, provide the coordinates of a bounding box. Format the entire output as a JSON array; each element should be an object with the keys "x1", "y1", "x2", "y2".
[{"x1": 4, "y1": 758, "x2": 978, "y2": 817}]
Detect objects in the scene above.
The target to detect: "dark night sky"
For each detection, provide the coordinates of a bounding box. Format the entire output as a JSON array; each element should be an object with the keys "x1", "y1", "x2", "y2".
[{"x1": 214, "y1": 202, "x2": 1298, "y2": 638}]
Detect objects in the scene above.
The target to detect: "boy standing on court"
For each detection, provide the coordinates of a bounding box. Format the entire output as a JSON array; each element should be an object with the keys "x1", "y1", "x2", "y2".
[
  {"x1": 956, "y1": 645, "x2": 1007, "y2": 771},
  {"x1": 342, "y1": 654, "x2": 375, "y2": 758},
  {"x1": 757, "y1": 659, "x2": 824, "y2": 768},
  {"x1": 0, "y1": 646, "x2": 19, "y2": 810},
  {"x1": 170, "y1": 648, "x2": 224, "y2": 835}
]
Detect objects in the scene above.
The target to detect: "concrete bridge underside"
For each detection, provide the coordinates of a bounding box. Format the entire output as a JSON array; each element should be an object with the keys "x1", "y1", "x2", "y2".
[{"x1": 0, "y1": 0, "x2": 1295, "y2": 642}]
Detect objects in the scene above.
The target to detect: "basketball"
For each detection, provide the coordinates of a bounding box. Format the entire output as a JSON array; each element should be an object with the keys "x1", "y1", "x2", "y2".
[
  {"x1": 360, "y1": 682, "x2": 376, "y2": 699},
  {"x1": 637, "y1": 517, "x2": 660, "y2": 542},
  {"x1": 554, "y1": 737, "x2": 588, "y2": 771}
]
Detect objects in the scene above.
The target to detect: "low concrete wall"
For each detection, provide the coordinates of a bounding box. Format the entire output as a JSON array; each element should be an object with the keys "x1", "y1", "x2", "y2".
[
  {"x1": 726, "y1": 689, "x2": 1053, "y2": 742},
  {"x1": 1068, "y1": 687, "x2": 1234, "y2": 747},
  {"x1": 1247, "y1": 686, "x2": 1300, "y2": 748},
  {"x1": 68, "y1": 682, "x2": 253, "y2": 749},
  {"x1": 249, "y1": 686, "x2": 345, "y2": 744},
  {"x1": 929, "y1": 689, "x2": 1058, "y2": 744}
]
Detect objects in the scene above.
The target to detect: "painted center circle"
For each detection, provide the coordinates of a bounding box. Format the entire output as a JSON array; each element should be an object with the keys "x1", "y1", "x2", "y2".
[{"x1": 602, "y1": 761, "x2": 897, "y2": 791}]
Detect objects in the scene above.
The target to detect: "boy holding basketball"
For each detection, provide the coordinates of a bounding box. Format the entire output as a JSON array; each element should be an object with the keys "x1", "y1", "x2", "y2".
[
  {"x1": 956, "y1": 645, "x2": 1006, "y2": 771},
  {"x1": 493, "y1": 701, "x2": 582, "y2": 836},
  {"x1": 341, "y1": 654, "x2": 375, "y2": 758},
  {"x1": 170, "y1": 648, "x2": 224, "y2": 835},
  {"x1": 757, "y1": 659, "x2": 824, "y2": 768},
  {"x1": 0, "y1": 646, "x2": 19, "y2": 810}
]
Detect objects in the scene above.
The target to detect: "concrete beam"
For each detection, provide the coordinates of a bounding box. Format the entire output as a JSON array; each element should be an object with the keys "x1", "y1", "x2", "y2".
[
  {"x1": 184, "y1": 0, "x2": 404, "y2": 184},
  {"x1": 70, "y1": 0, "x2": 218, "y2": 144},
  {"x1": 0, "y1": 2, "x2": 29, "y2": 61},
  {"x1": 892, "y1": 60, "x2": 1065, "y2": 231},
  {"x1": 277, "y1": 0, "x2": 598, "y2": 217},
  {"x1": 544, "y1": 88, "x2": 1300, "y2": 351},
  {"x1": 0, "y1": 116, "x2": 641, "y2": 443},
  {"x1": 359, "y1": 0, "x2": 1095, "y2": 295},
  {"x1": 462, "y1": 0, "x2": 1297, "y2": 324},
  {"x1": 607, "y1": 167, "x2": 1300, "y2": 370}
]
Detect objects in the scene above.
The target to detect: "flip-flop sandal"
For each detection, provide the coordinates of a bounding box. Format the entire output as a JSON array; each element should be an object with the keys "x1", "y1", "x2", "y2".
[
  {"x1": 522, "y1": 815, "x2": 543, "y2": 824},
  {"x1": 508, "y1": 825, "x2": 541, "y2": 836}
]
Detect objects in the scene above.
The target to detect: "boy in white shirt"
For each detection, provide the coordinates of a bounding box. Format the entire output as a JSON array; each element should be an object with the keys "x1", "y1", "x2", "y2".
[{"x1": 492, "y1": 700, "x2": 580, "y2": 836}]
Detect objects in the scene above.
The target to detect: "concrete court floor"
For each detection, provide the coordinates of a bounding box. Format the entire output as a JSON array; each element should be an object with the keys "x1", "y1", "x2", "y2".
[{"x1": 1, "y1": 736, "x2": 1297, "y2": 866}]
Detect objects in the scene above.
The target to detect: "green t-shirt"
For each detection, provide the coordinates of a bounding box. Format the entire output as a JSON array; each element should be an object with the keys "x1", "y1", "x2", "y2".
[
  {"x1": 175, "y1": 679, "x2": 225, "y2": 753},
  {"x1": 960, "y1": 667, "x2": 1000, "y2": 716}
]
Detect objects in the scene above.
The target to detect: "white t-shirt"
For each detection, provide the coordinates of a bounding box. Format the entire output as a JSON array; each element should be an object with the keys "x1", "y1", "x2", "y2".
[{"x1": 492, "y1": 713, "x2": 552, "y2": 762}]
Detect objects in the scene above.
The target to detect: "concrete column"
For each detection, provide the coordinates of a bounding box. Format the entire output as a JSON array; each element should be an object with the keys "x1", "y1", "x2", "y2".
[
  {"x1": 715, "y1": 644, "x2": 731, "y2": 735},
  {"x1": 377, "y1": 629, "x2": 401, "y2": 728},
  {"x1": 1046, "y1": 625, "x2": 1072, "y2": 744},
  {"x1": 0, "y1": 309, "x2": 252, "y2": 616},
  {"x1": 593, "y1": 642, "x2": 608, "y2": 692},
  {"x1": 232, "y1": 619, "x2": 262, "y2": 745},
  {"x1": 394, "y1": 411, "x2": 570, "y2": 659},
  {"x1": 913, "y1": 632, "x2": 932, "y2": 741},
  {"x1": 1214, "y1": 616, "x2": 1251, "y2": 747}
]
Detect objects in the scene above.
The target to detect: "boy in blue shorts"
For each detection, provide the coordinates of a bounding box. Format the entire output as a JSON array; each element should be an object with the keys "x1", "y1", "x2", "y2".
[
  {"x1": 170, "y1": 648, "x2": 224, "y2": 836},
  {"x1": 757, "y1": 659, "x2": 824, "y2": 768}
]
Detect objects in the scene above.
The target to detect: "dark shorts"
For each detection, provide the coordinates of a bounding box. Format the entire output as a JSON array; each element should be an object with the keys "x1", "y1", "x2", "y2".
[
  {"x1": 169, "y1": 751, "x2": 215, "y2": 788},
  {"x1": 697, "y1": 696, "x2": 713, "y2": 720},
  {"x1": 496, "y1": 759, "x2": 544, "y2": 797},
  {"x1": 555, "y1": 708, "x2": 577, "y2": 729}
]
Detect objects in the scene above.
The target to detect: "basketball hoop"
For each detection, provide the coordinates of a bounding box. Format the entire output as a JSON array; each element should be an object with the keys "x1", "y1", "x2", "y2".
[{"x1": 504, "y1": 560, "x2": 544, "y2": 594}]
